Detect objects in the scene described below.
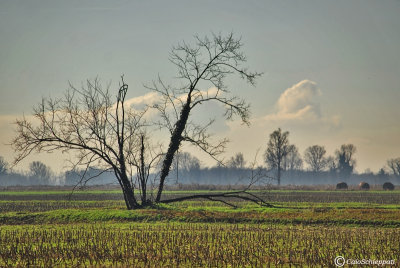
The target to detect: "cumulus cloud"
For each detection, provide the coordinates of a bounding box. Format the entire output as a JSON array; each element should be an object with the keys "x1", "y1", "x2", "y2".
[
  {"x1": 221, "y1": 80, "x2": 341, "y2": 168},
  {"x1": 266, "y1": 80, "x2": 322, "y2": 122}
]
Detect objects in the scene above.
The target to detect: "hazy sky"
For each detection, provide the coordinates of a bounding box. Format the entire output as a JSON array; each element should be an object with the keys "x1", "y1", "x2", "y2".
[{"x1": 1, "y1": 0, "x2": 400, "y2": 173}]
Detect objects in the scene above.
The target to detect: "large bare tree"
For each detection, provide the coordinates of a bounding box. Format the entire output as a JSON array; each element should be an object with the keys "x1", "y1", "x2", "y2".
[
  {"x1": 149, "y1": 33, "x2": 261, "y2": 203},
  {"x1": 12, "y1": 78, "x2": 153, "y2": 209},
  {"x1": 12, "y1": 33, "x2": 265, "y2": 209}
]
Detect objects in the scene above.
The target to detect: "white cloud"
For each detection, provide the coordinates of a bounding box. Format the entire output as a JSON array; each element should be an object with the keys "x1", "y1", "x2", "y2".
[
  {"x1": 220, "y1": 79, "x2": 342, "y2": 168},
  {"x1": 257, "y1": 79, "x2": 339, "y2": 127},
  {"x1": 276, "y1": 80, "x2": 320, "y2": 113},
  {"x1": 266, "y1": 80, "x2": 321, "y2": 121}
]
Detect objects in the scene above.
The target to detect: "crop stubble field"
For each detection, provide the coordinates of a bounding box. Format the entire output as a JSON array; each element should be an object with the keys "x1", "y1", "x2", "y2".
[{"x1": 0, "y1": 188, "x2": 399, "y2": 267}]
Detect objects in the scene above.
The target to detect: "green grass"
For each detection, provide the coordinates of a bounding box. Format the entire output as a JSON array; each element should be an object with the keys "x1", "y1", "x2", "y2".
[
  {"x1": 1, "y1": 189, "x2": 400, "y2": 227},
  {"x1": 1, "y1": 204, "x2": 399, "y2": 227}
]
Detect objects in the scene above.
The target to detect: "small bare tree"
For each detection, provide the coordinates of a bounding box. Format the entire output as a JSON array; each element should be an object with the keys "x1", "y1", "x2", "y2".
[
  {"x1": 387, "y1": 157, "x2": 400, "y2": 178},
  {"x1": 304, "y1": 145, "x2": 327, "y2": 172},
  {"x1": 283, "y1": 145, "x2": 303, "y2": 171},
  {"x1": 29, "y1": 161, "x2": 52, "y2": 180},
  {"x1": 170, "y1": 151, "x2": 201, "y2": 183},
  {"x1": 0, "y1": 156, "x2": 8, "y2": 174},
  {"x1": 264, "y1": 128, "x2": 290, "y2": 186},
  {"x1": 227, "y1": 152, "x2": 246, "y2": 169}
]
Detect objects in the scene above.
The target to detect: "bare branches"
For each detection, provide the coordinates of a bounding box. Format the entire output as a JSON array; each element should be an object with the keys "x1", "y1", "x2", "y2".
[
  {"x1": 161, "y1": 150, "x2": 274, "y2": 208},
  {"x1": 12, "y1": 77, "x2": 152, "y2": 209},
  {"x1": 304, "y1": 145, "x2": 328, "y2": 172},
  {"x1": 387, "y1": 158, "x2": 400, "y2": 178},
  {"x1": 161, "y1": 191, "x2": 273, "y2": 208},
  {"x1": 12, "y1": 32, "x2": 262, "y2": 209},
  {"x1": 151, "y1": 32, "x2": 259, "y2": 132},
  {"x1": 153, "y1": 33, "x2": 261, "y2": 202}
]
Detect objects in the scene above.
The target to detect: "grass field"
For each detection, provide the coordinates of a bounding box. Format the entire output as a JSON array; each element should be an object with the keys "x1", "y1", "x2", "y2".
[{"x1": 0, "y1": 188, "x2": 399, "y2": 267}]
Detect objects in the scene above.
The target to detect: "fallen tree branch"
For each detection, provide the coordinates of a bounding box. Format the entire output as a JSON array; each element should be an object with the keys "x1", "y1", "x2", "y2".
[{"x1": 160, "y1": 191, "x2": 274, "y2": 208}]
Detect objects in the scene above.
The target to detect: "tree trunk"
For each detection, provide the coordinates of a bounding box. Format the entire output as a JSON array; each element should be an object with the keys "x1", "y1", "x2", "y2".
[
  {"x1": 140, "y1": 135, "x2": 147, "y2": 205},
  {"x1": 278, "y1": 167, "x2": 281, "y2": 186},
  {"x1": 120, "y1": 173, "x2": 139, "y2": 209},
  {"x1": 156, "y1": 96, "x2": 191, "y2": 202},
  {"x1": 277, "y1": 165, "x2": 281, "y2": 186}
]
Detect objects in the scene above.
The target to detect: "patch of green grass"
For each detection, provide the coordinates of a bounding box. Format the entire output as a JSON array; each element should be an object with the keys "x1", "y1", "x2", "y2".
[
  {"x1": 1, "y1": 188, "x2": 400, "y2": 227},
  {"x1": 1, "y1": 205, "x2": 399, "y2": 227}
]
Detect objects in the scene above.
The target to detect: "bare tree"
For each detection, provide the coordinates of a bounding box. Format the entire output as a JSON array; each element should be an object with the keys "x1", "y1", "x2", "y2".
[
  {"x1": 283, "y1": 145, "x2": 302, "y2": 171},
  {"x1": 304, "y1": 145, "x2": 327, "y2": 172},
  {"x1": 170, "y1": 151, "x2": 201, "y2": 184},
  {"x1": 29, "y1": 161, "x2": 51, "y2": 180},
  {"x1": 129, "y1": 134, "x2": 162, "y2": 206},
  {"x1": 387, "y1": 158, "x2": 400, "y2": 178},
  {"x1": 264, "y1": 128, "x2": 290, "y2": 186},
  {"x1": 227, "y1": 152, "x2": 246, "y2": 169},
  {"x1": 150, "y1": 33, "x2": 262, "y2": 202},
  {"x1": 0, "y1": 156, "x2": 8, "y2": 174},
  {"x1": 171, "y1": 151, "x2": 201, "y2": 174},
  {"x1": 325, "y1": 155, "x2": 337, "y2": 176},
  {"x1": 12, "y1": 77, "x2": 154, "y2": 209},
  {"x1": 12, "y1": 33, "x2": 264, "y2": 208},
  {"x1": 335, "y1": 144, "x2": 356, "y2": 179}
]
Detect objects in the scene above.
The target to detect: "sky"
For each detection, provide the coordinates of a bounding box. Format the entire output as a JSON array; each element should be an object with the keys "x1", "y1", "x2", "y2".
[{"x1": 1, "y1": 0, "x2": 400, "y2": 174}]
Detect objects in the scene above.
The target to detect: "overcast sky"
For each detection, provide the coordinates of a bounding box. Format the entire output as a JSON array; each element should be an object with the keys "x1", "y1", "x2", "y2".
[{"x1": 1, "y1": 0, "x2": 400, "y2": 173}]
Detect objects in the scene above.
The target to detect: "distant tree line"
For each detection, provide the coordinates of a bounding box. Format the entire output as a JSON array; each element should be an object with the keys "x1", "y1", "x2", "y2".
[
  {"x1": 262, "y1": 128, "x2": 398, "y2": 186},
  {"x1": 1, "y1": 126, "x2": 399, "y2": 186},
  {"x1": 0, "y1": 158, "x2": 61, "y2": 186}
]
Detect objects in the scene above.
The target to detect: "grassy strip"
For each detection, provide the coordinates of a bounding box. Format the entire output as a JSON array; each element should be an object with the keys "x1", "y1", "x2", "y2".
[
  {"x1": 1, "y1": 207, "x2": 399, "y2": 227},
  {"x1": 176, "y1": 200, "x2": 400, "y2": 209}
]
